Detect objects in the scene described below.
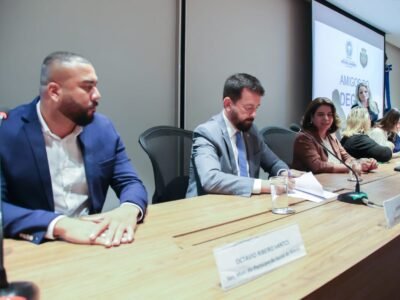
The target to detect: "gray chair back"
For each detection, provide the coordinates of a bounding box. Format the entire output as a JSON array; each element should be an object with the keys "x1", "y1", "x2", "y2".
[
  {"x1": 139, "y1": 126, "x2": 193, "y2": 204},
  {"x1": 260, "y1": 126, "x2": 297, "y2": 167}
]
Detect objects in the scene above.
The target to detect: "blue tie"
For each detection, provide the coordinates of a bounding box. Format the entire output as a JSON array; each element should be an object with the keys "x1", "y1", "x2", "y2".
[{"x1": 236, "y1": 131, "x2": 248, "y2": 177}]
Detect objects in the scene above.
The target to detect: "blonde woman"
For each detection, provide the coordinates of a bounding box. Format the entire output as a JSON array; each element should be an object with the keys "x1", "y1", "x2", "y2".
[
  {"x1": 352, "y1": 83, "x2": 379, "y2": 125},
  {"x1": 341, "y1": 108, "x2": 392, "y2": 162}
]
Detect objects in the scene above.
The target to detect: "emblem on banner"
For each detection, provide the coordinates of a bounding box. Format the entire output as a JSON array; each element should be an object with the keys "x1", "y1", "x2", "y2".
[
  {"x1": 341, "y1": 40, "x2": 356, "y2": 68},
  {"x1": 360, "y1": 48, "x2": 368, "y2": 68},
  {"x1": 346, "y1": 41, "x2": 353, "y2": 58}
]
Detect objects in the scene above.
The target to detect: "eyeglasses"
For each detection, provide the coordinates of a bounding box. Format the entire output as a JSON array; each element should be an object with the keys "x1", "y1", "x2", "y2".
[{"x1": 234, "y1": 103, "x2": 259, "y2": 114}]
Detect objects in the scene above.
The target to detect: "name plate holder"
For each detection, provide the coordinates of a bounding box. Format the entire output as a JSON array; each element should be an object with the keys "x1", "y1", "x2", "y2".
[
  {"x1": 383, "y1": 195, "x2": 400, "y2": 228},
  {"x1": 213, "y1": 223, "x2": 306, "y2": 290}
]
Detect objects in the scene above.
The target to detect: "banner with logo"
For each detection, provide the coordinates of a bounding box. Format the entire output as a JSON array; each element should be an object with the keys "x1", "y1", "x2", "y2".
[{"x1": 313, "y1": 21, "x2": 384, "y2": 122}]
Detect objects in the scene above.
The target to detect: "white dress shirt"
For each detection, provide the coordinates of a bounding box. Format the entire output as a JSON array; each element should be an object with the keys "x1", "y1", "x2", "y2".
[{"x1": 37, "y1": 102, "x2": 89, "y2": 238}]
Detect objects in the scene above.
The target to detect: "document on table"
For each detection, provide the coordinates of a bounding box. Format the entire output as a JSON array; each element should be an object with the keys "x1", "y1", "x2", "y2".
[{"x1": 289, "y1": 172, "x2": 338, "y2": 203}]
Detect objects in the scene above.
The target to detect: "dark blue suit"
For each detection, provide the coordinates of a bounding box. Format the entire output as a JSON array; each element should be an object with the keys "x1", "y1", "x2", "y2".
[{"x1": 0, "y1": 98, "x2": 147, "y2": 244}]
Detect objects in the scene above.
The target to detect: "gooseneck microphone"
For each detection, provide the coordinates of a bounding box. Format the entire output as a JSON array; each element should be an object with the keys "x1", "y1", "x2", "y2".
[
  {"x1": 0, "y1": 110, "x2": 39, "y2": 299},
  {"x1": 295, "y1": 129, "x2": 368, "y2": 204}
]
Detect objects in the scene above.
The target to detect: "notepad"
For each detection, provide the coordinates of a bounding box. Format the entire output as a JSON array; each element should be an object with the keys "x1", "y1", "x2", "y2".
[{"x1": 288, "y1": 172, "x2": 338, "y2": 203}]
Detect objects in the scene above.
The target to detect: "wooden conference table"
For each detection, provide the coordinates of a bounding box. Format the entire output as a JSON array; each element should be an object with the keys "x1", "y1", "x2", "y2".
[{"x1": 4, "y1": 161, "x2": 400, "y2": 299}]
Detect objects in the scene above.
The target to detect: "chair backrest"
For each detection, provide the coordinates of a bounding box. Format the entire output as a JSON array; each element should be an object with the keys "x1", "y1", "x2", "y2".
[
  {"x1": 289, "y1": 123, "x2": 301, "y2": 133},
  {"x1": 260, "y1": 126, "x2": 297, "y2": 167},
  {"x1": 139, "y1": 126, "x2": 193, "y2": 204}
]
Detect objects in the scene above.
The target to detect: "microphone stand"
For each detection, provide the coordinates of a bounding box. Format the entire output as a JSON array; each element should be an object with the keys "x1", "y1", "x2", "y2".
[
  {"x1": 299, "y1": 130, "x2": 368, "y2": 204},
  {"x1": 0, "y1": 113, "x2": 39, "y2": 299}
]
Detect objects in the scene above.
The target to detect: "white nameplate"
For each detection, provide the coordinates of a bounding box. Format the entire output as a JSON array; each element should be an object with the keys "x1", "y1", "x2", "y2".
[
  {"x1": 213, "y1": 224, "x2": 306, "y2": 290},
  {"x1": 383, "y1": 195, "x2": 400, "y2": 228}
]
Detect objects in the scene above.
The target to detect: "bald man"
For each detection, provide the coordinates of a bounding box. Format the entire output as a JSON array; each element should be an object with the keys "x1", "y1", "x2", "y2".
[{"x1": 0, "y1": 51, "x2": 147, "y2": 247}]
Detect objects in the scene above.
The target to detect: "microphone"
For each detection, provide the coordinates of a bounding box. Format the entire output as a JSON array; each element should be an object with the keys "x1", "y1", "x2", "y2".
[
  {"x1": 295, "y1": 129, "x2": 368, "y2": 205},
  {"x1": 0, "y1": 109, "x2": 39, "y2": 299}
]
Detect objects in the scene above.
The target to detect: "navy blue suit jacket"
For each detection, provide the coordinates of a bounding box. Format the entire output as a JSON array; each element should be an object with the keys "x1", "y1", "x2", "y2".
[{"x1": 0, "y1": 98, "x2": 148, "y2": 244}]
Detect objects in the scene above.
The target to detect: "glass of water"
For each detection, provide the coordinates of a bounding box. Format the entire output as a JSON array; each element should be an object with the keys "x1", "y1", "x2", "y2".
[{"x1": 270, "y1": 176, "x2": 295, "y2": 215}]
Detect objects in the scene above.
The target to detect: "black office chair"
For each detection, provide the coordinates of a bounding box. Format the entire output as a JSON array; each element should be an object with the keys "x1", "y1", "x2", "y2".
[
  {"x1": 289, "y1": 123, "x2": 301, "y2": 133},
  {"x1": 139, "y1": 126, "x2": 193, "y2": 204},
  {"x1": 260, "y1": 126, "x2": 297, "y2": 167}
]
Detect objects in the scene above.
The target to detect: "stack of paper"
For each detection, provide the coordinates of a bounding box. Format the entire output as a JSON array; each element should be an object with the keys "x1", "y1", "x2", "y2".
[{"x1": 289, "y1": 172, "x2": 338, "y2": 203}]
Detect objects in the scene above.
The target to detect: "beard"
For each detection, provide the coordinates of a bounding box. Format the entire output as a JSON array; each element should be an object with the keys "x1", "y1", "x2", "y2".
[
  {"x1": 230, "y1": 109, "x2": 254, "y2": 132},
  {"x1": 60, "y1": 95, "x2": 97, "y2": 126},
  {"x1": 236, "y1": 119, "x2": 254, "y2": 132}
]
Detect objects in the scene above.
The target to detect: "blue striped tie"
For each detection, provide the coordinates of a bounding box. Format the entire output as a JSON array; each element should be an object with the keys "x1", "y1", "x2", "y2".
[{"x1": 236, "y1": 131, "x2": 248, "y2": 177}]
